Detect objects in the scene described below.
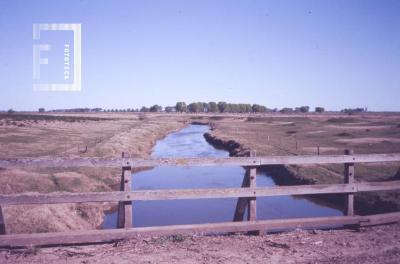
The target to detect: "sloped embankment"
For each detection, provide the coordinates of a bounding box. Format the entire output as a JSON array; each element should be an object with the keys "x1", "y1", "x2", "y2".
[
  {"x1": 203, "y1": 132, "x2": 400, "y2": 215},
  {"x1": 203, "y1": 132, "x2": 312, "y2": 186}
]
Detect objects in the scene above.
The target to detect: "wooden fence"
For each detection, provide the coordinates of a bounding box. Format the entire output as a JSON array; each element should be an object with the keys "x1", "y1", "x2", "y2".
[{"x1": 1, "y1": 151, "x2": 400, "y2": 247}]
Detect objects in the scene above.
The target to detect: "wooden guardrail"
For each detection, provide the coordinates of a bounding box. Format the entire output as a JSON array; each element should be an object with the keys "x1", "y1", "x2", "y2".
[
  {"x1": 1, "y1": 153, "x2": 400, "y2": 168},
  {"x1": 0, "y1": 151, "x2": 400, "y2": 247}
]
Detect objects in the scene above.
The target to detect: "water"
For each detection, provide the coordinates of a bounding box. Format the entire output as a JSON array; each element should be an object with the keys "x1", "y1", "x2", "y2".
[{"x1": 102, "y1": 125, "x2": 342, "y2": 228}]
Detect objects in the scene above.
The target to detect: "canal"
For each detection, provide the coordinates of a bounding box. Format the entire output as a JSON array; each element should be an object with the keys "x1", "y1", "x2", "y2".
[{"x1": 103, "y1": 124, "x2": 342, "y2": 228}]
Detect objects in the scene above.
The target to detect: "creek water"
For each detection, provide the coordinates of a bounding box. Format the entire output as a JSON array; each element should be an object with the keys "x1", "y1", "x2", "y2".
[{"x1": 102, "y1": 125, "x2": 342, "y2": 228}]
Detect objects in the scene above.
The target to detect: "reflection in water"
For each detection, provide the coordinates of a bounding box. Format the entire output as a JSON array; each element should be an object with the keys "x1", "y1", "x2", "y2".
[{"x1": 102, "y1": 125, "x2": 342, "y2": 228}]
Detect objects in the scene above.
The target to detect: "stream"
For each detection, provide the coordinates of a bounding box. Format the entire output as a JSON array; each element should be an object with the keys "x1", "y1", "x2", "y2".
[{"x1": 102, "y1": 124, "x2": 342, "y2": 228}]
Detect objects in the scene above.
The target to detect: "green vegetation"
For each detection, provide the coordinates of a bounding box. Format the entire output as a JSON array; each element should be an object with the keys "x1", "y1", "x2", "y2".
[
  {"x1": 149, "y1": 105, "x2": 163, "y2": 112},
  {"x1": 22, "y1": 103, "x2": 363, "y2": 114},
  {"x1": 175, "y1": 101, "x2": 271, "y2": 113},
  {"x1": 175, "y1": 102, "x2": 187, "y2": 112},
  {"x1": 341, "y1": 107, "x2": 367, "y2": 115}
]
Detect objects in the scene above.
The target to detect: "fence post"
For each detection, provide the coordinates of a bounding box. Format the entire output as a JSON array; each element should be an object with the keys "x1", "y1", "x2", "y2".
[
  {"x1": 123, "y1": 167, "x2": 132, "y2": 227},
  {"x1": 247, "y1": 167, "x2": 257, "y2": 221},
  {"x1": 117, "y1": 152, "x2": 132, "y2": 228},
  {"x1": 344, "y1": 149, "x2": 355, "y2": 216},
  {"x1": 117, "y1": 166, "x2": 132, "y2": 228},
  {"x1": 233, "y1": 170, "x2": 250, "y2": 222},
  {"x1": 0, "y1": 205, "x2": 5, "y2": 234},
  {"x1": 233, "y1": 151, "x2": 257, "y2": 225}
]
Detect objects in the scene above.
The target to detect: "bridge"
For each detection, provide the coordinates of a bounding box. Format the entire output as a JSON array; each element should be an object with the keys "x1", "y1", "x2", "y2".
[{"x1": 0, "y1": 150, "x2": 400, "y2": 247}]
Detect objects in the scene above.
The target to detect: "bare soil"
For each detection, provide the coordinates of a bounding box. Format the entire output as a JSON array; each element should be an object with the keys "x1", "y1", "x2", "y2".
[{"x1": 1, "y1": 223, "x2": 400, "y2": 263}]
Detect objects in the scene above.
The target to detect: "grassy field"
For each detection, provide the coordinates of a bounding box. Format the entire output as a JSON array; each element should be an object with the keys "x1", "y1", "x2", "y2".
[{"x1": 1, "y1": 112, "x2": 400, "y2": 234}]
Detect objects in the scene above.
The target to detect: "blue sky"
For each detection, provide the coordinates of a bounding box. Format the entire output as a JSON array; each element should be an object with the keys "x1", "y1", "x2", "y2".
[{"x1": 0, "y1": 0, "x2": 399, "y2": 111}]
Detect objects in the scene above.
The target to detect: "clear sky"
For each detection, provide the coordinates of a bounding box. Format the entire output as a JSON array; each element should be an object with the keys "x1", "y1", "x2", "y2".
[{"x1": 0, "y1": 0, "x2": 399, "y2": 111}]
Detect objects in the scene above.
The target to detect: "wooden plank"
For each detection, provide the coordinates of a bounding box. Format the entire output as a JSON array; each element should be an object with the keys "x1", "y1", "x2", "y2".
[
  {"x1": 247, "y1": 167, "x2": 257, "y2": 221},
  {"x1": 1, "y1": 153, "x2": 400, "y2": 168},
  {"x1": 357, "y1": 181, "x2": 400, "y2": 192},
  {"x1": 258, "y1": 153, "x2": 400, "y2": 166},
  {"x1": 360, "y1": 212, "x2": 400, "y2": 226},
  {"x1": 233, "y1": 171, "x2": 250, "y2": 222},
  {"x1": 0, "y1": 156, "x2": 259, "y2": 168},
  {"x1": 0, "y1": 206, "x2": 5, "y2": 235},
  {"x1": 117, "y1": 167, "x2": 132, "y2": 228},
  {"x1": 117, "y1": 168, "x2": 126, "y2": 229},
  {"x1": 247, "y1": 167, "x2": 259, "y2": 235},
  {"x1": 123, "y1": 168, "x2": 132, "y2": 228},
  {"x1": 2, "y1": 213, "x2": 399, "y2": 247},
  {"x1": 344, "y1": 149, "x2": 355, "y2": 216},
  {"x1": 3, "y1": 181, "x2": 400, "y2": 205},
  {"x1": 116, "y1": 200, "x2": 125, "y2": 228}
]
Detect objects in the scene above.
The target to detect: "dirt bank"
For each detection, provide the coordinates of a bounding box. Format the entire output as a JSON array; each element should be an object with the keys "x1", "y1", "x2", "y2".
[
  {"x1": 204, "y1": 132, "x2": 249, "y2": 157},
  {"x1": 0, "y1": 113, "x2": 188, "y2": 234}
]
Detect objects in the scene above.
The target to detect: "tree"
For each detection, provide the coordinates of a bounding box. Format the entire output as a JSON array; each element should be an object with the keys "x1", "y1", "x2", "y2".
[
  {"x1": 7, "y1": 109, "x2": 15, "y2": 114},
  {"x1": 238, "y1": 104, "x2": 252, "y2": 113},
  {"x1": 175, "y1": 102, "x2": 187, "y2": 113},
  {"x1": 208, "y1": 102, "x2": 218, "y2": 113},
  {"x1": 165, "y1": 106, "x2": 175, "y2": 112},
  {"x1": 188, "y1": 102, "x2": 200, "y2": 113},
  {"x1": 341, "y1": 108, "x2": 366, "y2": 115},
  {"x1": 252, "y1": 104, "x2": 268, "y2": 113},
  {"x1": 315, "y1": 107, "x2": 325, "y2": 113},
  {"x1": 299, "y1": 106, "x2": 310, "y2": 113},
  {"x1": 217, "y1": 101, "x2": 227, "y2": 113},
  {"x1": 149, "y1": 105, "x2": 162, "y2": 112},
  {"x1": 140, "y1": 106, "x2": 149, "y2": 112}
]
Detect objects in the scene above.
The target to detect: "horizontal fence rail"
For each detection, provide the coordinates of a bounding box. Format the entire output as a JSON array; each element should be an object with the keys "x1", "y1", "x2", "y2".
[
  {"x1": 1, "y1": 153, "x2": 400, "y2": 168},
  {"x1": 2, "y1": 212, "x2": 400, "y2": 247},
  {"x1": 1, "y1": 152, "x2": 400, "y2": 247},
  {"x1": 1, "y1": 181, "x2": 400, "y2": 205}
]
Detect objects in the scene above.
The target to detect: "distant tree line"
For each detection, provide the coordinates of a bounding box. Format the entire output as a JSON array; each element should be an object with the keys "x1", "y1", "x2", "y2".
[
  {"x1": 341, "y1": 107, "x2": 367, "y2": 115},
  {"x1": 34, "y1": 104, "x2": 327, "y2": 114},
  {"x1": 48, "y1": 108, "x2": 103, "y2": 113},
  {"x1": 136, "y1": 102, "x2": 329, "y2": 114},
  {"x1": 174, "y1": 102, "x2": 273, "y2": 113},
  {"x1": 278, "y1": 106, "x2": 323, "y2": 113},
  {"x1": 9, "y1": 105, "x2": 369, "y2": 115}
]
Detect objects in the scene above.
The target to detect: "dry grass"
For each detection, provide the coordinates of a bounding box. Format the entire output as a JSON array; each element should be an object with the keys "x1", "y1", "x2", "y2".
[
  {"x1": 2, "y1": 112, "x2": 400, "y2": 233},
  {"x1": 205, "y1": 113, "x2": 400, "y2": 213},
  {"x1": 0, "y1": 112, "x2": 188, "y2": 234}
]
